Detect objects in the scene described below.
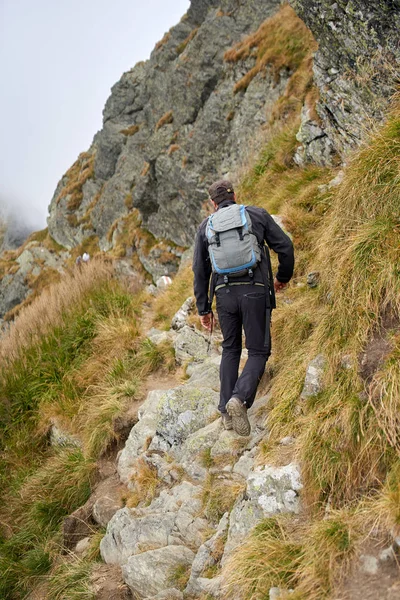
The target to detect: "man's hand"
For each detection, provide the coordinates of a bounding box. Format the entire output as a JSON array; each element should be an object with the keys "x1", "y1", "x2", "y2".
[
  {"x1": 200, "y1": 312, "x2": 213, "y2": 331},
  {"x1": 274, "y1": 277, "x2": 288, "y2": 293}
]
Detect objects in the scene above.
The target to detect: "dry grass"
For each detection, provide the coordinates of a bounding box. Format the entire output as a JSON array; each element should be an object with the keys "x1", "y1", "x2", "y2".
[
  {"x1": 224, "y1": 4, "x2": 317, "y2": 93},
  {"x1": 56, "y1": 151, "x2": 95, "y2": 211},
  {"x1": 201, "y1": 474, "x2": 245, "y2": 523},
  {"x1": 126, "y1": 458, "x2": 161, "y2": 507},
  {"x1": 168, "y1": 143, "x2": 180, "y2": 155},
  {"x1": 156, "y1": 110, "x2": 173, "y2": 131},
  {"x1": 152, "y1": 265, "x2": 193, "y2": 328},
  {"x1": 222, "y1": 512, "x2": 359, "y2": 600},
  {"x1": 120, "y1": 124, "x2": 140, "y2": 136},
  {"x1": 0, "y1": 258, "x2": 113, "y2": 362},
  {"x1": 176, "y1": 27, "x2": 199, "y2": 55}
]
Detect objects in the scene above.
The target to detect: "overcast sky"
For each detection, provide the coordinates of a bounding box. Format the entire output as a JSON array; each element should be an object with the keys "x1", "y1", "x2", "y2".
[{"x1": 0, "y1": 0, "x2": 190, "y2": 229}]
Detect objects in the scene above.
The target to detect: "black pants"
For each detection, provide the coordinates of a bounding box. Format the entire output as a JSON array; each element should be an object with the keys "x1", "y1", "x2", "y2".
[{"x1": 216, "y1": 284, "x2": 271, "y2": 413}]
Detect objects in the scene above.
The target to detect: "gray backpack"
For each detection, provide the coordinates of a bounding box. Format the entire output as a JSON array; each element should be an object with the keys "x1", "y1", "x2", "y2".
[{"x1": 206, "y1": 204, "x2": 261, "y2": 277}]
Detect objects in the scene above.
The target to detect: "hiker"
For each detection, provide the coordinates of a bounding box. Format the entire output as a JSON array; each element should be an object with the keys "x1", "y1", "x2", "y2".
[{"x1": 192, "y1": 180, "x2": 294, "y2": 436}]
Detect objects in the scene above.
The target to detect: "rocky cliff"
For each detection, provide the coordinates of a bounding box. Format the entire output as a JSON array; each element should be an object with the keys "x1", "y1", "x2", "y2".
[
  {"x1": 290, "y1": 0, "x2": 400, "y2": 158},
  {"x1": 47, "y1": 0, "x2": 284, "y2": 254}
]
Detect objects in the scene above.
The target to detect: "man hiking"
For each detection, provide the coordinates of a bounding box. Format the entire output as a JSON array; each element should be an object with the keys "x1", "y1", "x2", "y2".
[{"x1": 192, "y1": 179, "x2": 294, "y2": 436}]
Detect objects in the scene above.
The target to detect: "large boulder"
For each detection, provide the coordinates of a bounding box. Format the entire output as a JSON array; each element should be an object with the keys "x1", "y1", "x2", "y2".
[
  {"x1": 100, "y1": 482, "x2": 207, "y2": 566},
  {"x1": 122, "y1": 545, "x2": 195, "y2": 598},
  {"x1": 222, "y1": 463, "x2": 302, "y2": 561}
]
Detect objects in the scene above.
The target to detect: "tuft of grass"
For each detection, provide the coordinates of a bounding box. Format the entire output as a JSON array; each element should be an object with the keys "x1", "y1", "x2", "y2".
[
  {"x1": 120, "y1": 124, "x2": 140, "y2": 136},
  {"x1": 126, "y1": 458, "x2": 161, "y2": 508},
  {"x1": 201, "y1": 474, "x2": 245, "y2": 523},
  {"x1": 176, "y1": 27, "x2": 199, "y2": 55},
  {"x1": 167, "y1": 563, "x2": 191, "y2": 590},
  {"x1": 222, "y1": 518, "x2": 303, "y2": 599},
  {"x1": 156, "y1": 110, "x2": 173, "y2": 131},
  {"x1": 56, "y1": 151, "x2": 95, "y2": 211},
  {"x1": 224, "y1": 4, "x2": 317, "y2": 93},
  {"x1": 47, "y1": 558, "x2": 95, "y2": 600},
  {"x1": 222, "y1": 513, "x2": 358, "y2": 600}
]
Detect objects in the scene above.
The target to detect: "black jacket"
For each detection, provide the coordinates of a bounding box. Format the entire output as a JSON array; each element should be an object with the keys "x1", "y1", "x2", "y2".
[{"x1": 192, "y1": 200, "x2": 294, "y2": 314}]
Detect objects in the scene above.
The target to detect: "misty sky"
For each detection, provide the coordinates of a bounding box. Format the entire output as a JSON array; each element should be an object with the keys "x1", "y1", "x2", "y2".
[{"x1": 0, "y1": 0, "x2": 190, "y2": 229}]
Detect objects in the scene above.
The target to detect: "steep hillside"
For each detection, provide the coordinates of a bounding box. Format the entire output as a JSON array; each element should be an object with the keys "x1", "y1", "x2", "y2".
[{"x1": 0, "y1": 1, "x2": 399, "y2": 599}]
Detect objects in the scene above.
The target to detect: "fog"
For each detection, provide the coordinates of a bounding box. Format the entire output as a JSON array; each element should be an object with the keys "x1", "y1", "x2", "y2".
[{"x1": 0, "y1": 0, "x2": 190, "y2": 232}]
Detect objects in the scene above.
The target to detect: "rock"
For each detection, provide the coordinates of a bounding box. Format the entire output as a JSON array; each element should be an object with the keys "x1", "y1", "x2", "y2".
[
  {"x1": 279, "y1": 436, "x2": 295, "y2": 446},
  {"x1": 185, "y1": 356, "x2": 221, "y2": 390},
  {"x1": 178, "y1": 247, "x2": 194, "y2": 273},
  {"x1": 359, "y1": 554, "x2": 379, "y2": 576},
  {"x1": 117, "y1": 389, "x2": 165, "y2": 486},
  {"x1": 294, "y1": 106, "x2": 335, "y2": 167},
  {"x1": 269, "y1": 588, "x2": 293, "y2": 599},
  {"x1": 300, "y1": 354, "x2": 326, "y2": 400},
  {"x1": 306, "y1": 271, "x2": 320, "y2": 288},
  {"x1": 233, "y1": 448, "x2": 257, "y2": 479},
  {"x1": 185, "y1": 513, "x2": 229, "y2": 596},
  {"x1": 75, "y1": 536, "x2": 91, "y2": 555},
  {"x1": 289, "y1": 0, "x2": 400, "y2": 160},
  {"x1": 146, "y1": 284, "x2": 158, "y2": 296},
  {"x1": 222, "y1": 463, "x2": 302, "y2": 561},
  {"x1": 246, "y1": 463, "x2": 302, "y2": 515},
  {"x1": 146, "y1": 327, "x2": 177, "y2": 346},
  {"x1": 318, "y1": 169, "x2": 344, "y2": 193},
  {"x1": 93, "y1": 495, "x2": 124, "y2": 528},
  {"x1": 100, "y1": 482, "x2": 207, "y2": 566},
  {"x1": 49, "y1": 419, "x2": 82, "y2": 448},
  {"x1": 171, "y1": 297, "x2": 195, "y2": 330},
  {"x1": 47, "y1": 0, "x2": 284, "y2": 257},
  {"x1": 156, "y1": 384, "x2": 219, "y2": 446},
  {"x1": 91, "y1": 564, "x2": 133, "y2": 600},
  {"x1": 176, "y1": 418, "x2": 222, "y2": 481},
  {"x1": 122, "y1": 545, "x2": 195, "y2": 598},
  {"x1": 156, "y1": 276, "x2": 173, "y2": 290},
  {"x1": 174, "y1": 326, "x2": 209, "y2": 364},
  {"x1": 271, "y1": 215, "x2": 292, "y2": 240},
  {"x1": 144, "y1": 590, "x2": 183, "y2": 600},
  {"x1": 63, "y1": 498, "x2": 95, "y2": 550}
]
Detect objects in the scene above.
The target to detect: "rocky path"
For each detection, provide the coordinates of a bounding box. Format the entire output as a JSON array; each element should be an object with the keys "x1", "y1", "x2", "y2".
[{"x1": 93, "y1": 298, "x2": 303, "y2": 599}]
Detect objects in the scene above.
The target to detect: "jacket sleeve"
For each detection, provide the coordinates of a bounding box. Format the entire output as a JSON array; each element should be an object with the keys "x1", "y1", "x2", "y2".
[
  {"x1": 262, "y1": 210, "x2": 294, "y2": 283},
  {"x1": 192, "y1": 223, "x2": 212, "y2": 314}
]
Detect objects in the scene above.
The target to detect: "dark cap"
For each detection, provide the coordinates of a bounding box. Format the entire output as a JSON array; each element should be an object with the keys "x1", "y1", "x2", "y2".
[{"x1": 208, "y1": 179, "x2": 235, "y2": 204}]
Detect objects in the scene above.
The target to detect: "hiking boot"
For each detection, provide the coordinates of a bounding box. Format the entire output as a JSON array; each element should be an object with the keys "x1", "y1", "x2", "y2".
[
  {"x1": 226, "y1": 397, "x2": 251, "y2": 436},
  {"x1": 221, "y1": 412, "x2": 233, "y2": 430}
]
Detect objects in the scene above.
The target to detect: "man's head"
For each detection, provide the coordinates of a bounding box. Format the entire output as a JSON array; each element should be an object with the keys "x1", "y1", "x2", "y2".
[{"x1": 208, "y1": 179, "x2": 235, "y2": 207}]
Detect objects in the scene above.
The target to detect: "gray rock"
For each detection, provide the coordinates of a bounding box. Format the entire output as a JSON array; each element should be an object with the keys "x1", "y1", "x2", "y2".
[
  {"x1": 174, "y1": 326, "x2": 209, "y2": 364},
  {"x1": 176, "y1": 418, "x2": 222, "y2": 481},
  {"x1": 122, "y1": 545, "x2": 195, "y2": 598},
  {"x1": 171, "y1": 297, "x2": 195, "y2": 331},
  {"x1": 247, "y1": 464, "x2": 302, "y2": 516},
  {"x1": 92, "y1": 495, "x2": 124, "y2": 528},
  {"x1": 156, "y1": 384, "x2": 219, "y2": 446},
  {"x1": 269, "y1": 588, "x2": 293, "y2": 599},
  {"x1": 290, "y1": 0, "x2": 400, "y2": 160},
  {"x1": 185, "y1": 356, "x2": 221, "y2": 390},
  {"x1": 222, "y1": 463, "x2": 302, "y2": 561},
  {"x1": 46, "y1": 0, "x2": 284, "y2": 256},
  {"x1": 156, "y1": 275, "x2": 173, "y2": 290},
  {"x1": 146, "y1": 327, "x2": 177, "y2": 346},
  {"x1": 100, "y1": 482, "x2": 207, "y2": 566},
  {"x1": 294, "y1": 106, "x2": 335, "y2": 167},
  {"x1": 117, "y1": 389, "x2": 165, "y2": 486},
  {"x1": 185, "y1": 513, "x2": 229, "y2": 596},
  {"x1": 75, "y1": 537, "x2": 91, "y2": 555},
  {"x1": 300, "y1": 354, "x2": 326, "y2": 400},
  {"x1": 144, "y1": 590, "x2": 183, "y2": 600},
  {"x1": 306, "y1": 271, "x2": 320, "y2": 288},
  {"x1": 49, "y1": 420, "x2": 82, "y2": 449}
]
